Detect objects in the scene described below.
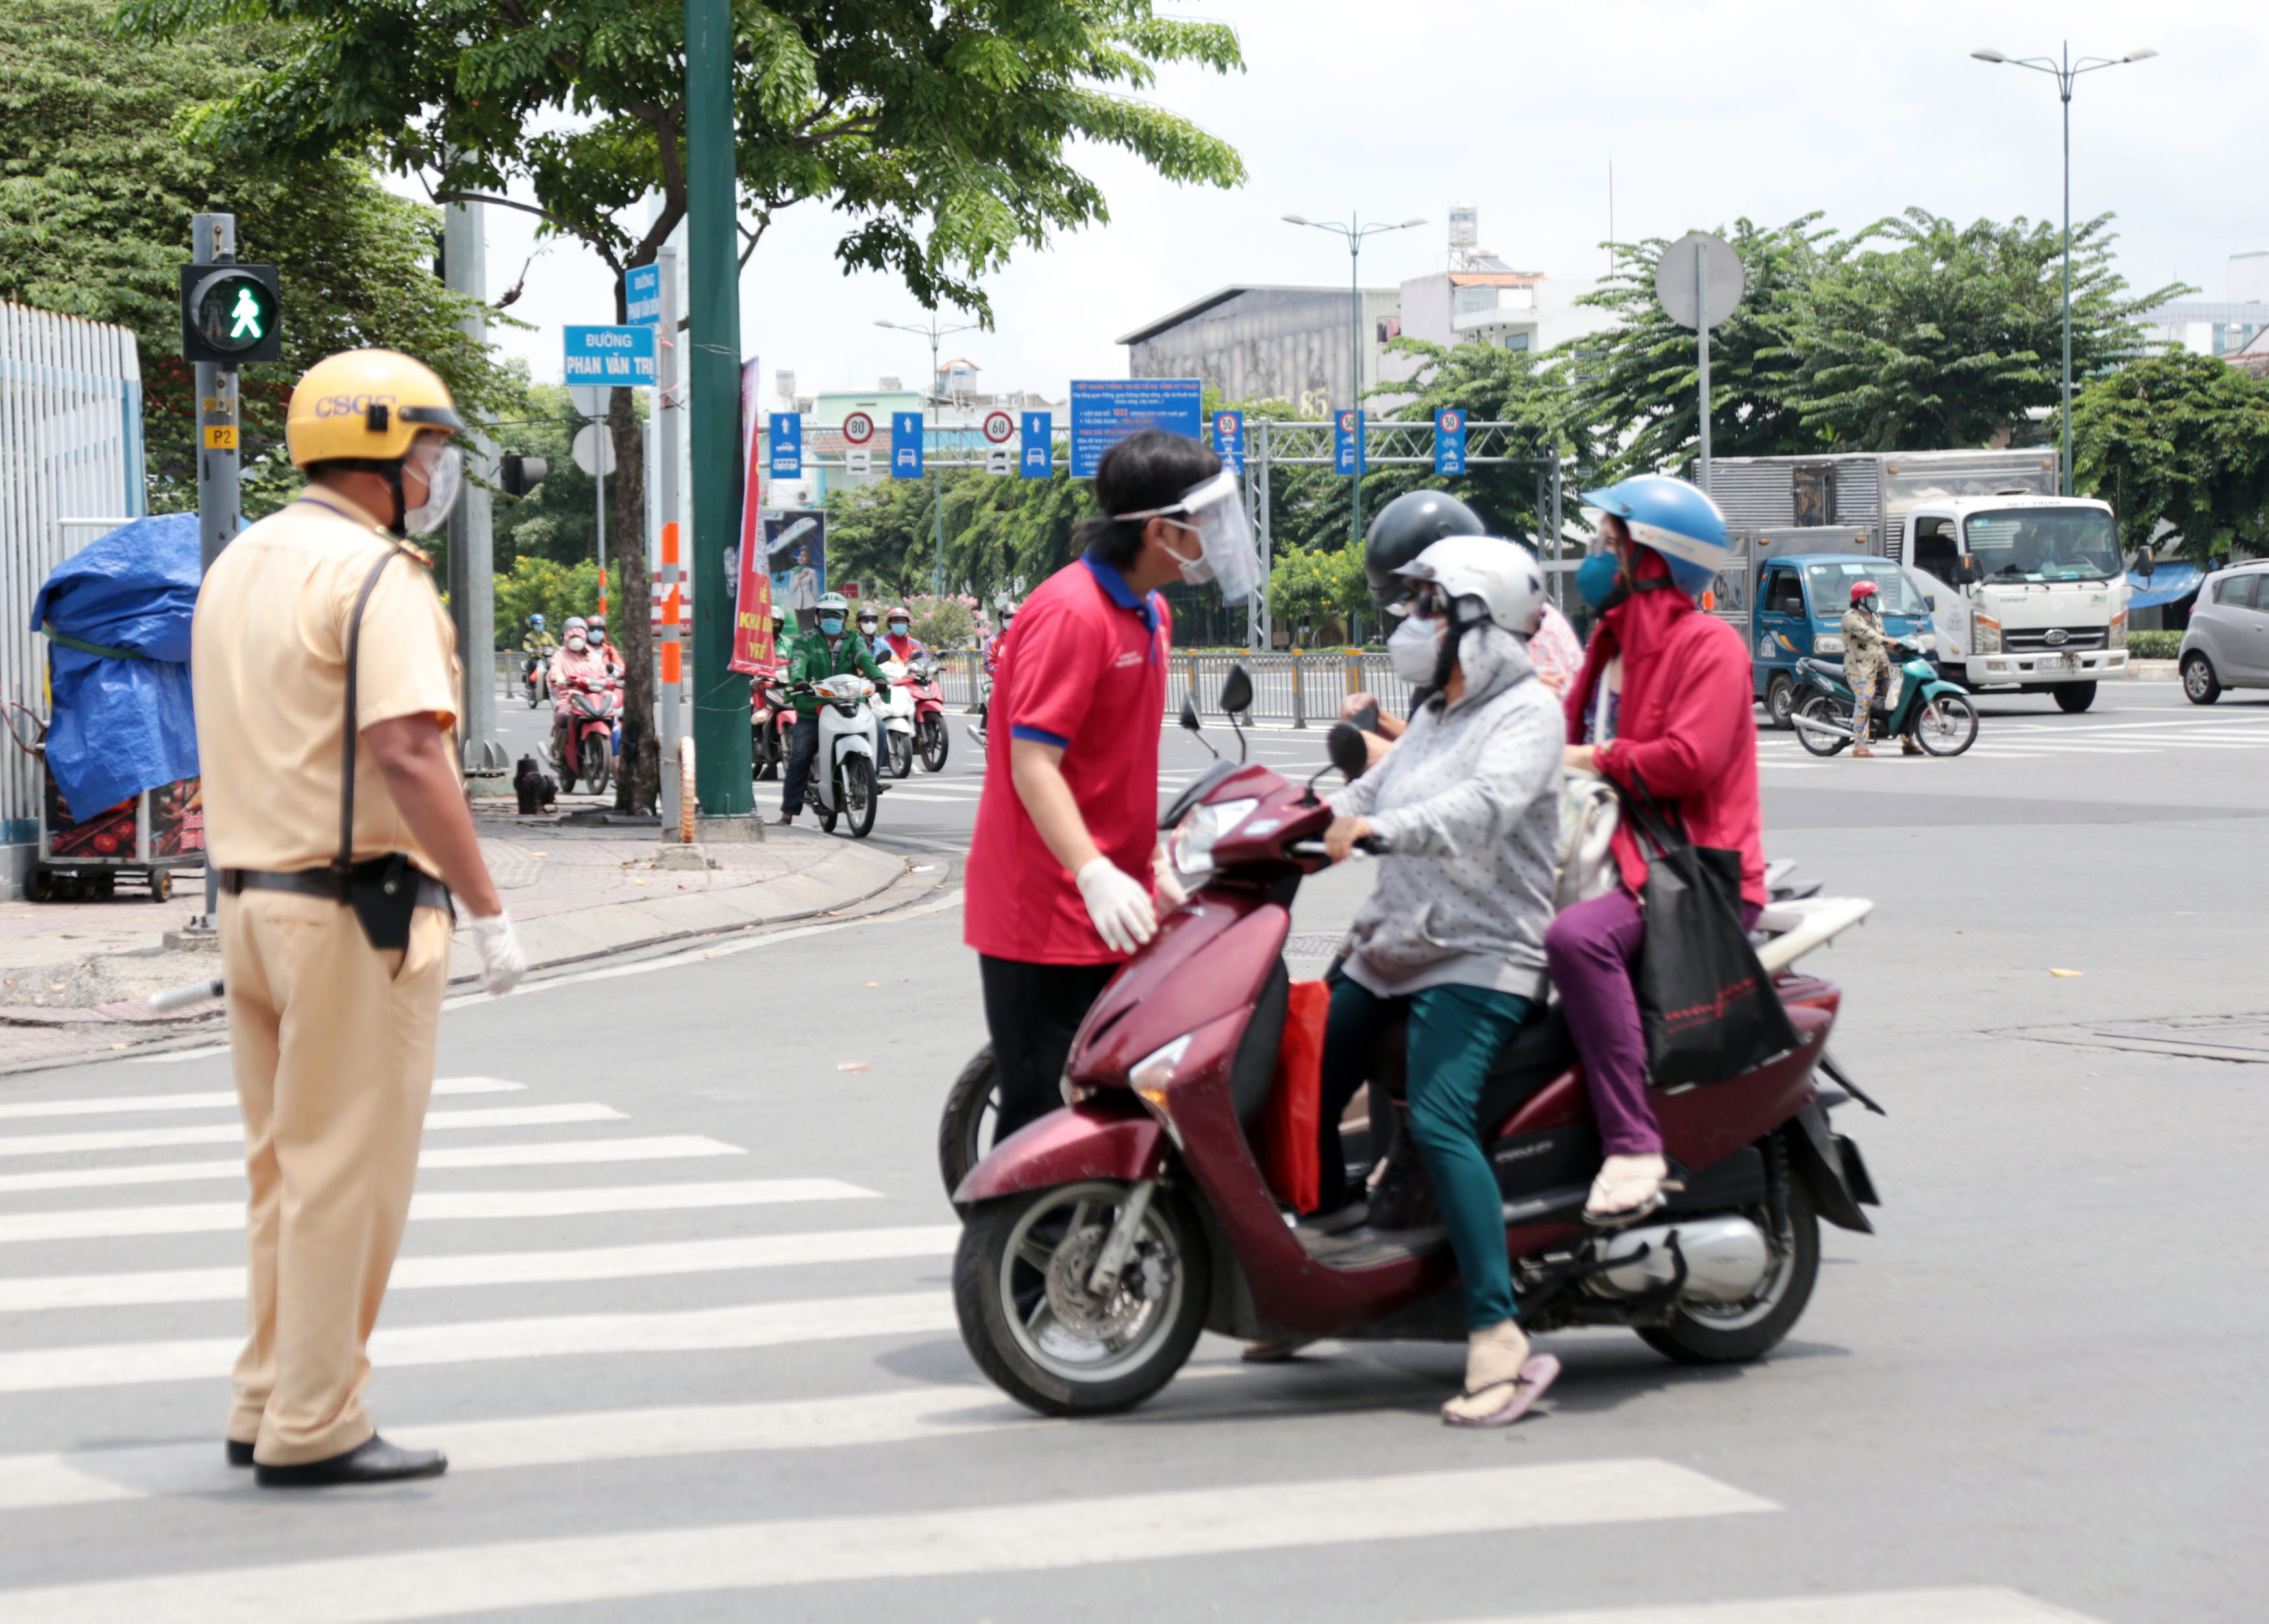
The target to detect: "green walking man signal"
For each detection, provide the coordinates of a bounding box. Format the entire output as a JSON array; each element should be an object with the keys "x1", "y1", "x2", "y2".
[{"x1": 179, "y1": 264, "x2": 282, "y2": 365}]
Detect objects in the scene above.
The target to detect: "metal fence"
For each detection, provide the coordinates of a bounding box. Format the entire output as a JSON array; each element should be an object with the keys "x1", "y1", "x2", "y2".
[{"x1": 0, "y1": 302, "x2": 145, "y2": 861}]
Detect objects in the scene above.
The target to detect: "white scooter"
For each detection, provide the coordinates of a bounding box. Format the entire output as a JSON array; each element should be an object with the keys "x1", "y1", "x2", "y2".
[
  {"x1": 869, "y1": 659, "x2": 917, "y2": 780},
  {"x1": 799, "y1": 674, "x2": 881, "y2": 838}
]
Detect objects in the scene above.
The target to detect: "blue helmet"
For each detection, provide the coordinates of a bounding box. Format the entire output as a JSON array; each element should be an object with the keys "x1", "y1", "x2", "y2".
[
  {"x1": 529, "y1": 613, "x2": 547, "y2": 628},
  {"x1": 1582, "y1": 475, "x2": 1733, "y2": 598}
]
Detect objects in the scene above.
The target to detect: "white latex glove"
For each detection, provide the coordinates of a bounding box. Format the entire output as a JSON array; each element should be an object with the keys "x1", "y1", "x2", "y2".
[
  {"x1": 467, "y1": 912, "x2": 528, "y2": 996},
  {"x1": 1152, "y1": 843, "x2": 1189, "y2": 910},
  {"x1": 1075, "y1": 857, "x2": 1157, "y2": 955}
]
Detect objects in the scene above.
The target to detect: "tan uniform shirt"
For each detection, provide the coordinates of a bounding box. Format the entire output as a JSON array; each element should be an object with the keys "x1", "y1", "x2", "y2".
[{"x1": 192, "y1": 487, "x2": 461, "y2": 874}]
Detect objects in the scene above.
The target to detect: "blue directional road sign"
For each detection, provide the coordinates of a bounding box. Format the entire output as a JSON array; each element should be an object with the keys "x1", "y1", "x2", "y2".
[
  {"x1": 564, "y1": 325, "x2": 656, "y2": 387},
  {"x1": 625, "y1": 264, "x2": 662, "y2": 326},
  {"x1": 1069, "y1": 378, "x2": 1201, "y2": 478},
  {"x1": 1021, "y1": 411, "x2": 1053, "y2": 478},
  {"x1": 768, "y1": 412, "x2": 802, "y2": 479},
  {"x1": 1212, "y1": 409, "x2": 1245, "y2": 475},
  {"x1": 891, "y1": 412, "x2": 924, "y2": 479},
  {"x1": 1433, "y1": 408, "x2": 1467, "y2": 476},
  {"x1": 1333, "y1": 408, "x2": 1363, "y2": 476}
]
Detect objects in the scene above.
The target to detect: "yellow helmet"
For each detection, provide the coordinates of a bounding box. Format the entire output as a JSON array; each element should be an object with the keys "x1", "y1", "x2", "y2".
[{"x1": 286, "y1": 349, "x2": 464, "y2": 467}]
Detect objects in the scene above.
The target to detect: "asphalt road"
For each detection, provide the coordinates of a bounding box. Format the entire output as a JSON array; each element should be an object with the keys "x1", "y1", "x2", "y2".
[{"x1": 0, "y1": 678, "x2": 2262, "y2": 1620}]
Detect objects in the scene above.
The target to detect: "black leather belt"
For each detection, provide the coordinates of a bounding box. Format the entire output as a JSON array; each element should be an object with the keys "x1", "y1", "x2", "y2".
[{"x1": 221, "y1": 865, "x2": 451, "y2": 913}]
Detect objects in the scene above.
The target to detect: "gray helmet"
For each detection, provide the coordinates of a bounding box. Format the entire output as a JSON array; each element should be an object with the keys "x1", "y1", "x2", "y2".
[{"x1": 1363, "y1": 490, "x2": 1487, "y2": 611}]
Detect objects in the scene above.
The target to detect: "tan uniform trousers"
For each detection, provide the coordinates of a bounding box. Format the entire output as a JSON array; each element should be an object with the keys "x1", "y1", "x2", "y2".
[{"x1": 219, "y1": 887, "x2": 451, "y2": 1466}]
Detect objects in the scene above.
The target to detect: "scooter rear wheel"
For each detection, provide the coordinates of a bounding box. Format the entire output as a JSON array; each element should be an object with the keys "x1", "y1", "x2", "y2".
[
  {"x1": 1637, "y1": 1177, "x2": 1819, "y2": 1365},
  {"x1": 937, "y1": 1045, "x2": 998, "y2": 1199},
  {"x1": 954, "y1": 1179, "x2": 1208, "y2": 1416},
  {"x1": 1792, "y1": 693, "x2": 1850, "y2": 757},
  {"x1": 917, "y1": 717, "x2": 949, "y2": 773},
  {"x1": 887, "y1": 732, "x2": 914, "y2": 780}
]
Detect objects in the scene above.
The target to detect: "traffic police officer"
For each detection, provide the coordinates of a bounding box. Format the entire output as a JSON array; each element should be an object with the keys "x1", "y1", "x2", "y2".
[{"x1": 193, "y1": 348, "x2": 528, "y2": 1487}]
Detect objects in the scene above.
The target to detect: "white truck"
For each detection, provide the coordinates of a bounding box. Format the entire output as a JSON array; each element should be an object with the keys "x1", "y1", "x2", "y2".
[{"x1": 1707, "y1": 450, "x2": 2129, "y2": 712}]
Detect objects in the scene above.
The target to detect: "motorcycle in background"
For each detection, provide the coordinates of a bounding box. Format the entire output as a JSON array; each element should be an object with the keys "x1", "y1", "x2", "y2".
[
  {"x1": 871, "y1": 659, "x2": 918, "y2": 780},
  {"x1": 965, "y1": 670, "x2": 993, "y2": 749},
  {"x1": 1791, "y1": 638, "x2": 1978, "y2": 757},
  {"x1": 750, "y1": 660, "x2": 792, "y2": 781},
  {"x1": 523, "y1": 658, "x2": 549, "y2": 709},
  {"x1": 553, "y1": 674, "x2": 621, "y2": 795},
  {"x1": 908, "y1": 656, "x2": 950, "y2": 773}
]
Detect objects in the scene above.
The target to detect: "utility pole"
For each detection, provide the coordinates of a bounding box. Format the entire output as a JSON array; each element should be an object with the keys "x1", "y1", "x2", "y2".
[
  {"x1": 685, "y1": 0, "x2": 754, "y2": 826},
  {"x1": 877, "y1": 313, "x2": 976, "y2": 600},
  {"x1": 443, "y1": 200, "x2": 504, "y2": 790},
  {"x1": 190, "y1": 211, "x2": 238, "y2": 930},
  {"x1": 656, "y1": 246, "x2": 684, "y2": 835}
]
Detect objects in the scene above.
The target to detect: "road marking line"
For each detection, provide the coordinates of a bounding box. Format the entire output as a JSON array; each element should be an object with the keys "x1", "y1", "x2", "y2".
[
  {"x1": 1435, "y1": 1586, "x2": 2107, "y2": 1623},
  {"x1": 0, "y1": 1222, "x2": 954, "y2": 1312},
  {"x1": 0, "y1": 1459, "x2": 1772, "y2": 1620},
  {"x1": 0, "y1": 1291, "x2": 958, "y2": 1394},
  {"x1": 0, "y1": 1133, "x2": 743, "y2": 1198},
  {"x1": 0, "y1": 1103, "x2": 621, "y2": 1161},
  {"x1": 0, "y1": 1077, "x2": 520, "y2": 1122},
  {"x1": 0, "y1": 1177, "x2": 878, "y2": 1246}
]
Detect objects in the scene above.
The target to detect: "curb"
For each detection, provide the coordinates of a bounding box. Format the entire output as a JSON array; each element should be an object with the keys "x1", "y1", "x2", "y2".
[{"x1": 2124, "y1": 660, "x2": 2177, "y2": 682}]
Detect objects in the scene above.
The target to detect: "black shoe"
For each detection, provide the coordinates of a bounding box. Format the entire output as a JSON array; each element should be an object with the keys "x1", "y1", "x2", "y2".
[
  {"x1": 227, "y1": 1438, "x2": 255, "y2": 1468},
  {"x1": 254, "y1": 1434, "x2": 447, "y2": 1488},
  {"x1": 774, "y1": 813, "x2": 795, "y2": 826}
]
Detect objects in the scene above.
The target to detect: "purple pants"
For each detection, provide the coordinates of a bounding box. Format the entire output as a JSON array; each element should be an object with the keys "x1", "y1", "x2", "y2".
[{"x1": 1544, "y1": 888, "x2": 1761, "y2": 1156}]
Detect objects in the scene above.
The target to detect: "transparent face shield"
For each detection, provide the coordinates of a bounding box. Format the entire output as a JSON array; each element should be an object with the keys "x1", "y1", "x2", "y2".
[
  {"x1": 1115, "y1": 469, "x2": 1257, "y2": 606},
  {"x1": 401, "y1": 436, "x2": 464, "y2": 535}
]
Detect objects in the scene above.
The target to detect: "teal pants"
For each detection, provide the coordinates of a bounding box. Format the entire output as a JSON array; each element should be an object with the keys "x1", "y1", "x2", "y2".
[{"x1": 1328, "y1": 977, "x2": 1532, "y2": 1331}]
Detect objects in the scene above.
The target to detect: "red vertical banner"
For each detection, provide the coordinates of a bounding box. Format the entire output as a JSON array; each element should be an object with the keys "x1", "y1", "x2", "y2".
[{"x1": 731, "y1": 358, "x2": 775, "y2": 672}]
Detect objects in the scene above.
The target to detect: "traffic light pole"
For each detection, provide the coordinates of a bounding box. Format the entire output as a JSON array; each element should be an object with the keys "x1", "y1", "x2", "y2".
[
  {"x1": 443, "y1": 200, "x2": 504, "y2": 790},
  {"x1": 190, "y1": 212, "x2": 240, "y2": 930},
  {"x1": 684, "y1": 0, "x2": 755, "y2": 827}
]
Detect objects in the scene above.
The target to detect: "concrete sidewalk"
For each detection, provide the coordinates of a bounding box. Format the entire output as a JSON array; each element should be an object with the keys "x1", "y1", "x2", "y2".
[{"x1": 0, "y1": 820, "x2": 907, "y2": 1071}]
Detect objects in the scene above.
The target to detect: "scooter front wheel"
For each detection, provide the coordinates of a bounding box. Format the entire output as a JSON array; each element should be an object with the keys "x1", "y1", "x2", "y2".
[
  {"x1": 917, "y1": 717, "x2": 949, "y2": 772},
  {"x1": 580, "y1": 733, "x2": 611, "y2": 796},
  {"x1": 1792, "y1": 693, "x2": 1850, "y2": 757},
  {"x1": 887, "y1": 731, "x2": 914, "y2": 779},
  {"x1": 954, "y1": 1179, "x2": 1208, "y2": 1416},
  {"x1": 1912, "y1": 693, "x2": 1978, "y2": 757},
  {"x1": 840, "y1": 754, "x2": 877, "y2": 837}
]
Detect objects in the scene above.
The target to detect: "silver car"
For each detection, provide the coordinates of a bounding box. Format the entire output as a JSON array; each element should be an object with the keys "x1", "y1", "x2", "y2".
[{"x1": 2179, "y1": 561, "x2": 2269, "y2": 703}]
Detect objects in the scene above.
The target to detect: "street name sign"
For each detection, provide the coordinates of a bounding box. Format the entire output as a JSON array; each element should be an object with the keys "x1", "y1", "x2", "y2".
[
  {"x1": 625, "y1": 264, "x2": 662, "y2": 326},
  {"x1": 564, "y1": 325, "x2": 656, "y2": 387}
]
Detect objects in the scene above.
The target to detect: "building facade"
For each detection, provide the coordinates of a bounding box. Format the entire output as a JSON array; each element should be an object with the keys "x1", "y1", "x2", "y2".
[{"x1": 1117, "y1": 285, "x2": 1400, "y2": 416}]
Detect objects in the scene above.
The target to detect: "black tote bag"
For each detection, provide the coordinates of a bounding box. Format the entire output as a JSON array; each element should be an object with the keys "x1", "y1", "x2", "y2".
[{"x1": 1621, "y1": 776, "x2": 1800, "y2": 1089}]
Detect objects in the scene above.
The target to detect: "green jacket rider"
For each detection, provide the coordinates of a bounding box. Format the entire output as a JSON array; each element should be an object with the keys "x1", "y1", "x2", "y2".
[{"x1": 789, "y1": 593, "x2": 888, "y2": 717}]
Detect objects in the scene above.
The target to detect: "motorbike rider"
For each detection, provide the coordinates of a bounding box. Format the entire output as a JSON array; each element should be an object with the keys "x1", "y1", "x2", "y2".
[
  {"x1": 972, "y1": 605, "x2": 1014, "y2": 739},
  {"x1": 547, "y1": 615, "x2": 610, "y2": 761},
  {"x1": 877, "y1": 606, "x2": 926, "y2": 666},
  {"x1": 1840, "y1": 580, "x2": 1913, "y2": 757},
  {"x1": 965, "y1": 428, "x2": 1255, "y2": 1144},
  {"x1": 776, "y1": 591, "x2": 890, "y2": 826},
  {"x1": 520, "y1": 613, "x2": 556, "y2": 692},
  {"x1": 1315, "y1": 534, "x2": 1565, "y2": 1428},
  {"x1": 1547, "y1": 476, "x2": 1765, "y2": 1225},
  {"x1": 767, "y1": 602, "x2": 795, "y2": 666},
  {"x1": 586, "y1": 613, "x2": 624, "y2": 680}
]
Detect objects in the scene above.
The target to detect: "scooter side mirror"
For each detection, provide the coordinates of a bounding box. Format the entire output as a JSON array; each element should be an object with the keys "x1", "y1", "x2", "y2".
[
  {"x1": 1180, "y1": 695, "x2": 1202, "y2": 733},
  {"x1": 1217, "y1": 663, "x2": 1254, "y2": 717}
]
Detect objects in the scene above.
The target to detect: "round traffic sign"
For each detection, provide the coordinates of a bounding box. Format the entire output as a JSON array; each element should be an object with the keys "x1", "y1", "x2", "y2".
[
  {"x1": 1214, "y1": 411, "x2": 1239, "y2": 437},
  {"x1": 982, "y1": 410, "x2": 1015, "y2": 444},
  {"x1": 841, "y1": 411, "x2": 875, "y2": 445},
  {"x1": 1439, "y1": 409, "x2": 1463, "y2": 432},
  {"x1": 571, "y1": 423, "x2": 616, "y2": 477},
  {"x1": 1654, "y1": 232, "x2": 1746, "y2": 331}
]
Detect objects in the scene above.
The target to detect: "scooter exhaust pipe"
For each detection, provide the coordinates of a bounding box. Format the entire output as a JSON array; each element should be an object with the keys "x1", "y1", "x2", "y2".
[{"x1": 1791, "y1": 711, "x2": 1856, "y2": 741}]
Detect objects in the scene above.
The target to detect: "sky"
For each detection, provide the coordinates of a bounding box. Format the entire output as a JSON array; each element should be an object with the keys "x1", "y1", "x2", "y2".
[{"x1": 456, "y1": 0, "x2": 2266, "y2": 406}]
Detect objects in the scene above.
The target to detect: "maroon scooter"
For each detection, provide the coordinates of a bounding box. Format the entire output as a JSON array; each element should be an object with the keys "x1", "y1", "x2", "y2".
[{"x1": 951, "y1": 666, "x2": 1882, "y2": 1418}]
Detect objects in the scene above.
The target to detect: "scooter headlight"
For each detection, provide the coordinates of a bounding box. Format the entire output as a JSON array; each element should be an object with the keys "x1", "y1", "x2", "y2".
[
  {"x1": 1130, "y1": 1034, "x2": 1194, "y2": 1137},
  {"x1": 1167, "y1": 797, "x2": 1258, "y2": 890}
]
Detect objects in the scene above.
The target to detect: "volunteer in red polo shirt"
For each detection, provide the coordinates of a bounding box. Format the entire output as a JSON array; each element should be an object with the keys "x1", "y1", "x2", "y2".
[{"x1": 965, "y1": 428, "x2": 1259, "y2": 1142}]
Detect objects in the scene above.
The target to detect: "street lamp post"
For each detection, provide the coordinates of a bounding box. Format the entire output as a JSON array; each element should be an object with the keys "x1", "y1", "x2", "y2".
[
  {"x1": 1971, "y1": 42, "x2": 2159, "y2": 497},
  {"x1": 876, "y1": 315, "x2": 980, "y2": 598},
  {"x1": 1283, "y1": 212, "x2": 1425, "y2": 550}
]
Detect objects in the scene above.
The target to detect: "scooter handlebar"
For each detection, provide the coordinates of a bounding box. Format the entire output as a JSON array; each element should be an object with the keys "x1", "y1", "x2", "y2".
[{"x1": 1285, "y1": 836, "x2": 1384, "y2": 861}]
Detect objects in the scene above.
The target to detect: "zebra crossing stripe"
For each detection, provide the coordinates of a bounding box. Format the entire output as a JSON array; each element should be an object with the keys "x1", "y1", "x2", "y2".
[
  {"x1": 0, "y1": 1077, "x2": 520, "y2": 1122},
  {"x1": 0, "y1": 1177, "x2": 878, "y2": 1246},
  {"x1": 1436, "y1": 1586, "x2": 2106, "y2": 1623},
  {"x1": 0, "y1": 1103, "x2": 621, "y2": 1161},
  {"x1": 0, "y1": 1459, "x2": 1773, "y2": 1621},
  {"x1": 0, "y1": 1291, "x2": 957, "y2": 1394},
  {"x1": 0, "y1": 1223, "x2": 956, "y2": 1312},
  {"x1": 0, "y1": 1134, "x2": 743, "y2": 1197}
]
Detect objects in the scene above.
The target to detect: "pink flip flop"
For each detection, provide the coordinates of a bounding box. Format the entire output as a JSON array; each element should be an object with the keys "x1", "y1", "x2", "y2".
[{"x1": 1442, "y1": 1353, "x2": 1561, "y2": 1429}]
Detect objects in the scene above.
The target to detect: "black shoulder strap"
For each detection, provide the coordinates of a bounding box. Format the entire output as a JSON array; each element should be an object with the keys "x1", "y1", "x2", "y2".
[
  {"x1": 1617, "y1": 766, "x2": 1689, "y2": 859},
  {"x1": 334, "y1": 547, "x2": 405, "y2": 881}
]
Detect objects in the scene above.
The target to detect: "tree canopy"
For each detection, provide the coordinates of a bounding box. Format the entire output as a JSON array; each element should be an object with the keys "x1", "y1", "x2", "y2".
[{"x1": 2072, "y1": 351, "x2": 2269, "y2": 562}]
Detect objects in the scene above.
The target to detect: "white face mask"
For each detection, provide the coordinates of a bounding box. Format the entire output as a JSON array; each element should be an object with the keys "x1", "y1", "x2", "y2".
[
  {"x1": 1388, "y1": 615, "x2": 1444, "y2": 685},
  {"x1": 1163, "y1": 520, "x2": 1215, "y2": 586},
  {"x1": 566, "y1": 633, "x2": 588, "y2": 652},
  {"x1": 400, "y1": 439, "x2": 463, "y2": 535}
]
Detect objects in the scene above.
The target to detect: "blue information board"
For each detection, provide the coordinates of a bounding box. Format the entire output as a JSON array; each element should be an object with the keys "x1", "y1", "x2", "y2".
[
  {"x1": 1333, "y1": 408, "x2": 1363, "y2": 476},
  {"x1": 1021, "y1": 411, "x2": 1053, "y2": 479},
  {"x1": 1211, "y1": 409, "x2": 1245, "y2": 475},
  {"x1": 1433, "y1": 408, "x2": 1467, "y2": 476},
  {"x1": 564, "y1": 325, "x2": 656, "y2": 387},
  {"x1": 768, "y1": 413, "x2": 802, "y2": 479},
  {"x1": 625, "y1": 264, "x2": 662, "y2": 326},
  {"x1": 1069, "y1": 378, "x2": 1202, "y2": 478},
  {"x1": 891, "y1": 411, "x2": 924, "y2": 479}
]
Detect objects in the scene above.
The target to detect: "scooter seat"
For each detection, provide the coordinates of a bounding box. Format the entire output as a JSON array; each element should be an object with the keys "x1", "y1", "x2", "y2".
[
  {"x1": 1474, "y1": 1003, "x2": 1578, "y2": 1131},
  {"x1": 1798, "y1": 656, "x2": 1844, "y2": 681}
]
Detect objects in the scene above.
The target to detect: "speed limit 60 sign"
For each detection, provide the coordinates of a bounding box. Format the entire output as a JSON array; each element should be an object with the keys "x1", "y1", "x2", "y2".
[{"x1": 982, "y1": 410, "x2": 1015, "y2": 444}]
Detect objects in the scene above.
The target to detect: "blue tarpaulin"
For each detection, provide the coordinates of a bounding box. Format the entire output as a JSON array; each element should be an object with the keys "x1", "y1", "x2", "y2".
[
  {"x1": 2127, "y1": 563, "x2": 2203, "y2": 611},
  {"x1": 29, "y1": 514, "x2": 200, "y2": 819}
]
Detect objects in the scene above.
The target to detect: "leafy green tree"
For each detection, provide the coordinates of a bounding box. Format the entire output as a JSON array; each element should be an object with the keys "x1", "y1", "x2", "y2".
[
  {"x1": 493, "y1": 556, "x2": 624, "y2": 646},
  {"x1": 2071, "y1": 351, "x2": 2269, "y2": 561},
  {"x1": 0, "y1": 0, "x2": 519, "y2": 515},
  {"x1": 1265, "y1": 543, "x2": 1366, "y2": 645},
  {"x1": 124, "y1": 0, "x2": 1248, "y2": 810},
  {"x1": 1792, "y1": 208, "x2": 2184, "y2": 449}
]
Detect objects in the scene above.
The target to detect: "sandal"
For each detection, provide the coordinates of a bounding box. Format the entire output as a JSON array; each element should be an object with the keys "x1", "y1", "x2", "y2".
[
  {"x1": 1584, "y1": 1152, "x2": 1668, "y2": 1227},
  {"x1": 1442, "y1": 1355, "x2": 1561, "y2": 1428}
]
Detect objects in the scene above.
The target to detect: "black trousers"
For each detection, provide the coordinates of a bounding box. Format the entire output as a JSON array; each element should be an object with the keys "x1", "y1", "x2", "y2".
[
  {"x1": 780, "y1": 715, "x2": 819, "y2": 816},
  {"x1": 980, "y1": 955, "x2": 1119, "y2": 1142}
]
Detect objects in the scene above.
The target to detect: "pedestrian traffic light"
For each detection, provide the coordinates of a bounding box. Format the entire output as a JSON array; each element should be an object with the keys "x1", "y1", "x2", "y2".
[
  {"x1": 178, "y1": 264, "x2": 282, "y2": 365},
  {"x1": 500, "y1": 454, "x2": 549, "y2": 497}
]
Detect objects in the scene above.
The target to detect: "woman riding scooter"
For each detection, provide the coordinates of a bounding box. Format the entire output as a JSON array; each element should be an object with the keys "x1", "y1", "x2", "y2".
[
  {"x1": 1548, "y1": 476, "x2": 1765, "y2": 1225},
  {"x1": 1316, "y1": 534, "x2": 1566, "y2": 1429}
]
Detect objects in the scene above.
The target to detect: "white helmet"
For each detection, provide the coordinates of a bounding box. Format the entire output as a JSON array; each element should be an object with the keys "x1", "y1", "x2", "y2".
[{"x1": 1393, "y1": 535, "x2": 1546, "y2": 637}]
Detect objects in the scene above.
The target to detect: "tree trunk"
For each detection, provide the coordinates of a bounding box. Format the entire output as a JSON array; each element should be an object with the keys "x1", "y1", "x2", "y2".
[{"x1": 610, "y1": 388, "x2": 661, "y2": 813}]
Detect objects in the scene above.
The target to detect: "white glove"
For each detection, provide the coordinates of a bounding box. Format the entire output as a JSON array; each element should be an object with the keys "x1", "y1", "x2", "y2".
[
  {"x1": 1152, "y1": 844, "x2": 1189, "y2": 910},
  {"x1": 1075, "y1": 857, "x2": 1157, "y2": 955},
  {"x1": 467, "y1": 912, "x2": 528, "y2": 996}
]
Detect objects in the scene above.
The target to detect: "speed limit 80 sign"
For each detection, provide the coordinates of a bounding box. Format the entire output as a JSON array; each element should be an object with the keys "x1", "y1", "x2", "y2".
[{"x1": 840, "y1": 411, "x2": 876, "y2": 445}]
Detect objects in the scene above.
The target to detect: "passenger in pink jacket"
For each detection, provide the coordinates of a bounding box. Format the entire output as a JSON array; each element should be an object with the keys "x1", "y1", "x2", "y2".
[{"x1": 1546, "y1": 476, "x2": 1763, "y2": 1225}]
